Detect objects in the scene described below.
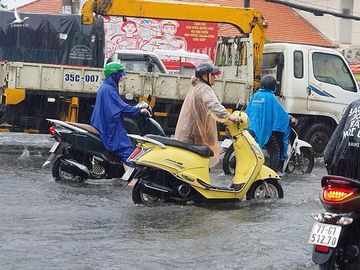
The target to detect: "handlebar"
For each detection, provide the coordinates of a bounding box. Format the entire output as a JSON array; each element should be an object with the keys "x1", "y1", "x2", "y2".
[{"x1": 136, "y1": 101, "x2": 152, "y2": 117}]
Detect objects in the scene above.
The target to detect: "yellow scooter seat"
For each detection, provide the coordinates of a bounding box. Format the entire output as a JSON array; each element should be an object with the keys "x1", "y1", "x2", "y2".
[{"x1": 145, "y1": 134, "x2": 214, "y2": 157}]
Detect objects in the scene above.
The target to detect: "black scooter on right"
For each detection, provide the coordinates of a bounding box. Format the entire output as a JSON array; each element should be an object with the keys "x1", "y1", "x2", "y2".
[{"x1": 309, "y1": 175, "x2": 360, "y2": 269}]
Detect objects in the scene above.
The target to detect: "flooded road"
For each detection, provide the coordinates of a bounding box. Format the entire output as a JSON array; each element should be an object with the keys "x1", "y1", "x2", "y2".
[{"x1": 0, "y1": 133, "x2": 324, "y2": 269}]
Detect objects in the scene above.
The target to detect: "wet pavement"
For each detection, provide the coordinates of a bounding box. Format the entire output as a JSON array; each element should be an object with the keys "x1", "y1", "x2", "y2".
[{"x1": 0, "y1": 132, "x2": 325, "y2": 269}]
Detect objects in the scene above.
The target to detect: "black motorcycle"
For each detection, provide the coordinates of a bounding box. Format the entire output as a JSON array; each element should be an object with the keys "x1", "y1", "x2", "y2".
[
  {"x1": 309, "y1": 175, "x2": 360, "y2": 269},
  {"x1": 42, "y1": 102, "x2": 166, "y2": 183}
]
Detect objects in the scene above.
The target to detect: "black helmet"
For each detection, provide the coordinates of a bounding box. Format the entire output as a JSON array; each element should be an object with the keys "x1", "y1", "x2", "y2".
[
  {"x1": 260, "y1": 75, "x2": 279, "y2": 91},
  {"x1": 195, "y1": 63, "x2": 221, "y2": 78}
]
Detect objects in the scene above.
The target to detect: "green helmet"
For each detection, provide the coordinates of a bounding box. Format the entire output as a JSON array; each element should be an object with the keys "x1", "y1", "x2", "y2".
[{"x1": 103, "y1": 62, "x2": 126, "y2": 77}]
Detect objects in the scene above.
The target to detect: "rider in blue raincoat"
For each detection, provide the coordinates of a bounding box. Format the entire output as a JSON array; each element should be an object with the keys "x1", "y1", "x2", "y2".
[
  {"x1": 245, "y1": 75, "x2": 294, "y2": 160},
  {"x1": 91, "y1": 62, "x2": 149, "y2": 167}
]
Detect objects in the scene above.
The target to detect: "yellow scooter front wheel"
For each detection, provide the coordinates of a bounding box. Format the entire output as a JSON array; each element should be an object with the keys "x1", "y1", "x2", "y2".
[{"x1": 246, "y1": 179, "x2": 284, "y2": 200}]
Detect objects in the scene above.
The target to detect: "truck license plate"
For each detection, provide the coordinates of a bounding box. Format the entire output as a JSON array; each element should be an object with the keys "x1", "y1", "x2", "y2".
[{"x1": 308, "y1": 222, "x2": 342, "y2": 248}]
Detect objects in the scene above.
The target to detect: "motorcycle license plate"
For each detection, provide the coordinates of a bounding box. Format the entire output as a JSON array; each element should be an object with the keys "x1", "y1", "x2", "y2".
[
  {"x1": 308, "y1": 222, "x2": 342, "y2": 248},
  {"x1": 220, "y1": 139, "x2": 232, "y2": 149},
  {"x1": 49, "y1": 142, "x2": 60, "y2": 153},
  {"x1": 121, "y1": 167, "x2": 135, "y2": 181}
]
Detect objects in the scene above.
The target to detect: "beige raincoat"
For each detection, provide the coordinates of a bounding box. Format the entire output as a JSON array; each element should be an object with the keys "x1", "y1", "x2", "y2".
[{"x1": 175, "y1": 78, "x2": 231, "y2": 167}]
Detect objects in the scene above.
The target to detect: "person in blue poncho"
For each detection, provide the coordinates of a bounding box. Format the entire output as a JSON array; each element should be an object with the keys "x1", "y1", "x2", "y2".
[
  {"x1": 91, "y1": 62, "x2": 149, "y2": 169},
  {"x1": 245, "y1": 75, "x2": 297, "y2": 169}
]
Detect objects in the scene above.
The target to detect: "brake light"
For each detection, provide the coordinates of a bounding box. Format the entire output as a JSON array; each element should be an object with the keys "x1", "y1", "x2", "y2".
[
  {"x1": 323, "y1": 186, "x2": 354, "y2": 202},
  {"x1": 315, "y1": 245, "x2": 330, "y2": 253},
  {"x1": 49, "y1": 126, "x2": 56, "y2": 135},
  {"x1": 128, "y1": 147, "x2": 143, "y2": 160}
]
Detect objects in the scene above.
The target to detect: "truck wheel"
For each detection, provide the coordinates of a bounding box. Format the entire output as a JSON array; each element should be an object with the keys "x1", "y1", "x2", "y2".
[{"x1": 304, "y1": 123, "x2": 332, "y2": 157}]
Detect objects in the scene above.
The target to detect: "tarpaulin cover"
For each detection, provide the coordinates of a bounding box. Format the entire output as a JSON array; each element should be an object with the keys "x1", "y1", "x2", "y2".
[{"x1": 0, "y1": 10, "x2": 104, "y2": 67}]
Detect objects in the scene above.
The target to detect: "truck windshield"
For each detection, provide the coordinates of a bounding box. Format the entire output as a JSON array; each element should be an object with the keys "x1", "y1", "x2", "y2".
[{"x1": 312, "y1": 52, "x2": 356, "y2": 92}]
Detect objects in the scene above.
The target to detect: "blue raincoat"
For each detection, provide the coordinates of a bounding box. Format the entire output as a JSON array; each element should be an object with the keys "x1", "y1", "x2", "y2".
[
  {"x1": 245, "y1": 88, "x2": 290, "y2": 160},
  {"x1": 91, "y1": 76, "x2": 140, "y2": 166}
]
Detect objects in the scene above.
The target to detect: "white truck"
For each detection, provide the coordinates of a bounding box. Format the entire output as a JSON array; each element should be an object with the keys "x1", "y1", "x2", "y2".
[
  {"x1": 262, "y1": 43, "x2": 359, "y2": 156},
  {"x1": 1, "y1": 42, "x2": 357, "y2": 155}
]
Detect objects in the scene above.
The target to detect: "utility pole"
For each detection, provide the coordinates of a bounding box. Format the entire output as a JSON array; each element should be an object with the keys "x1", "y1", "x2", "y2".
[{"x1": 62, "y1": 0, "x2": 80, "y2": 14}]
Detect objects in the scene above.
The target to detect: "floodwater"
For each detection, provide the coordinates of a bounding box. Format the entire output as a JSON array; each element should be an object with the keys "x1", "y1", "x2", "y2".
[{"x1": 0, "y1": 133, "x2": 324, "y2": 269}]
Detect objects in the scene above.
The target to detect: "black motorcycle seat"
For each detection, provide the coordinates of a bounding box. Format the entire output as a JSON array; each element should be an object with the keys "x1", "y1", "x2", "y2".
[{"x1": 145, "y1": 134, "x2": 214, "y2": 157}]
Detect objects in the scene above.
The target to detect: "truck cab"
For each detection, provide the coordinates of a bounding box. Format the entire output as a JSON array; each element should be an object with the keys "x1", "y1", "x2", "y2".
[
  {"x1": 107, "y1": 49, "x2": 168, "y2": 74},
  {"x1": 262, "y1": 43, "x2": 359, "y2": 155}
]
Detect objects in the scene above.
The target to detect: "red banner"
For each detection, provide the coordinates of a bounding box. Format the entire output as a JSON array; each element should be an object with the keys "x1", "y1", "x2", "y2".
[{"x1": 104, "y1": 17, "x2": 218, "y2": 71}]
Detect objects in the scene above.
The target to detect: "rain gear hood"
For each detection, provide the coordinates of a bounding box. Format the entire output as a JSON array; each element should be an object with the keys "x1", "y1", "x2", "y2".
[
  {"x1": 324, "y1": 99, "x2": 360, "y2": 179},
  {"x1": 245, "y1": 88, "x2": 290, "y2": 160},
  {"x1": 91, "y1": 76, "x2": 140, "y2": 165},
  {"x1": 175, "y1": 79, "x2": 230, "y2": 167}
]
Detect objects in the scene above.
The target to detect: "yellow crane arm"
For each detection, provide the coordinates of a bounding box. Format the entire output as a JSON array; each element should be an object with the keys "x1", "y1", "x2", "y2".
[{"x1": 81, "y1": 0, "x2": 267, "y2": 83}]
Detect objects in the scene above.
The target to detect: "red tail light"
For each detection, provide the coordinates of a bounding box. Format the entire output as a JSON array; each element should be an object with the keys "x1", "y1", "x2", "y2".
[
  {"x1": 49, "y1": 126, "x2": 56, "y2": 135},
  {"x1": 323, "y1": 186, "x2": 355, "y2": 202},
  {"x1": 315, "y1": 245, "x2": 330, "y2": 253},
  {"x1": 128, "y1": 147, "x2": 143, "y2": 160}
]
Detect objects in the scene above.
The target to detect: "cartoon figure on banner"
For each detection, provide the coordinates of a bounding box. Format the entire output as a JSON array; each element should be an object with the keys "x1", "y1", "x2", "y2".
[
  {"x1": 104, "y1": 16, "x2": 123, "y2": 36},
  {"x1": 104, "y1": 16, "x2": 124, "y2": 59},
  {"x1": 112, "y1": 20, "x2": 144, "y2": 50},
  {"x1": 142, "y1": 20, "x2": 187, "y2": 51},
  {"x1": 134, "y1": 18, "x2": 160, "y2": 44}
]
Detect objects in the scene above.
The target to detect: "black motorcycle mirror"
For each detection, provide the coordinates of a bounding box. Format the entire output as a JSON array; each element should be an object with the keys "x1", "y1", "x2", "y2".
[{"x1": 235, "y1": 101, "x2": 245, "y2": 111}]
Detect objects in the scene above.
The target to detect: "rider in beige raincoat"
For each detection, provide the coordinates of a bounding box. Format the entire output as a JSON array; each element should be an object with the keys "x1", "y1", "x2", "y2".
[{"x1": 175, "y1": 63, "x2": 241, "y2": 167}]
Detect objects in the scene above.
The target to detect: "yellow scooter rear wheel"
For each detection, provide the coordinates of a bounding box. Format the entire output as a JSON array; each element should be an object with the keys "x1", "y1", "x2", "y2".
[{"x1": 132, "y1": 179, "x2": 160, "y2": 204}]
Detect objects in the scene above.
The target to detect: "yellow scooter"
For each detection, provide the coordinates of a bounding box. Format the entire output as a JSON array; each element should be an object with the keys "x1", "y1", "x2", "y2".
[{"x1": 126, "y1": 111, "x2": 283, "y2": 204}]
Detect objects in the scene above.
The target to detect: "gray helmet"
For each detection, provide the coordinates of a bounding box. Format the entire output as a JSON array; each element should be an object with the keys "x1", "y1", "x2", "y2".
[
  {"x1": 195, "y1": 63, "x2": 221, "y2": 78},
  {"x1": 261, "y1": 75, "x2": 279, "y2": 91}
]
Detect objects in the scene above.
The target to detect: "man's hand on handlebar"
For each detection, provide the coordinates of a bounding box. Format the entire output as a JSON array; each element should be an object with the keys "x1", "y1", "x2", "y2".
[
  {"x1": 290, "y1": 116, "x2": 298, "y2": 126},
  {"x1": 140, "y1": 108, "x2": 151, "y2": 116}
]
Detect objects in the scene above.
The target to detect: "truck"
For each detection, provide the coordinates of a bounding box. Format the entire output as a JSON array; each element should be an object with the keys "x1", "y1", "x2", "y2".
[
  {"x1": 1, "y1": 0, "x2": 265, "y2": 135},
  {"x1": 1, "y1": 0, "x2": 358, "y2": 156},
  {"x1": 261, "y1": 43, "x2": 359, "y2": 156}
]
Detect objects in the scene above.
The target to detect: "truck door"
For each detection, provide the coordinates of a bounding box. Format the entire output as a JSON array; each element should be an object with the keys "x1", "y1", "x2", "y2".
[{"x1": 308, "y1": 51, "x2": 359, "y2": 122}]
